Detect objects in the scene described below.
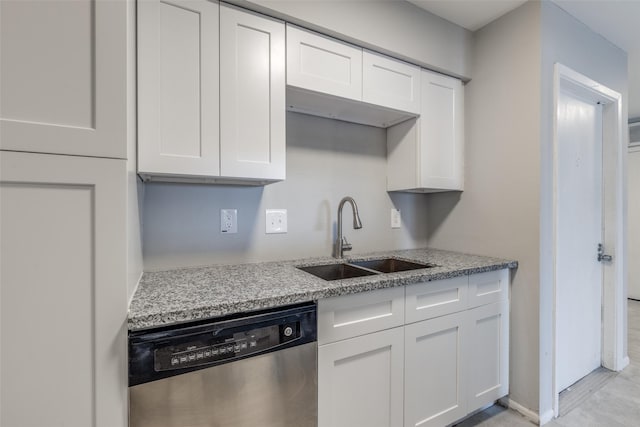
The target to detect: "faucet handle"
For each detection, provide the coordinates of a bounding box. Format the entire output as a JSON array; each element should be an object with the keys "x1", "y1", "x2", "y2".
[{"x1": 342, "y1": 236, "x2": 353, "y2": 252}]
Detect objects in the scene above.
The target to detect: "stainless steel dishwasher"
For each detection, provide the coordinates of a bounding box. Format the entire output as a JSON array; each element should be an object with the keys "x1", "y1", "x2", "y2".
[{"x1": 129, "y1": 302, "x2": 317, "y2": 427}]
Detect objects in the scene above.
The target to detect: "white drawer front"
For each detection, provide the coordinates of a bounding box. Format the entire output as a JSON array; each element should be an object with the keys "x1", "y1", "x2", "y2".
[
  {"x1": 468, "y1": 269, "x2": 509, "y2": 308},
  {"x1": 318, "y1": 286, "x2": 404, "y2": 345},
  {"x1": 405, "y1": 276, "x2": 468, "y2": 324}
]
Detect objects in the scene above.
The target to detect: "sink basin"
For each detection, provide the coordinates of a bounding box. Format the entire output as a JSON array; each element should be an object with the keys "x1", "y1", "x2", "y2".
[
  {"x1": 350, "y1": 258, "x2": 436, "y2": 273},
  {"x1": 298, "y1": 263, "x2": 378, "y2": 281}
]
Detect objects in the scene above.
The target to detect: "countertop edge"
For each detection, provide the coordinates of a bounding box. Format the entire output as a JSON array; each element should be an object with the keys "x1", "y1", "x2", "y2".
[{"x1": 128, "y1": 256, "x2": 517, "y2": 331}]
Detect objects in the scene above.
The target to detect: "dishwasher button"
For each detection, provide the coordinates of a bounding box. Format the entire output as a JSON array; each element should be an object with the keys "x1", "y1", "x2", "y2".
[{"x1": 284, "y1": 326, "x2": 293, "y2": 337}]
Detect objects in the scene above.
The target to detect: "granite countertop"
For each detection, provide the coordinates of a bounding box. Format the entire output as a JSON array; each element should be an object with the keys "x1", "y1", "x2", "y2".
[{"x1": 128, "y1": 248, "x2": 518, "y2": 331}]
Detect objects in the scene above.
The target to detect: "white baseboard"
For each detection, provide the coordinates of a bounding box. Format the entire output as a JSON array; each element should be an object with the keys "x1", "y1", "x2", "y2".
[{"x1": 500, "y1": 397, "x2": 544, "y2": 425}]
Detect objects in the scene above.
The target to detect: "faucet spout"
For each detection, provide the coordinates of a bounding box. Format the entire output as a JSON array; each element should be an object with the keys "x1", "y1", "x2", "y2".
[{"x1": 336, "y1": 196, "x2": 363, "y2": 258}]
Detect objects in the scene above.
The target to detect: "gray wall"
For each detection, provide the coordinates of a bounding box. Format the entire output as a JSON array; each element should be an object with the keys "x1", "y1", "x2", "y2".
[
  {"x1": 234, "y1": 0, "x2": 472, "y2": 79},
  {"x1": 425, "y1": 0, "x2": 628, "y2": 418},
  {"x1": 142, "y1": 112, "x2": 430, "y2": 271},
  {"x1": 538, "y1": 0, "x2": 628, "y2": 418},
  {"x1": 426, "y1": 0, "x2": 542, "y2": 414}
]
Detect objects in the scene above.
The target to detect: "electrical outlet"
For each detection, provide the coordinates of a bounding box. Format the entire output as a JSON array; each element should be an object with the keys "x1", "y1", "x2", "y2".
[
  {"x1": 221, "y1": 209, "x2": 237, "y2": 234},
  {"x1": 266, "y1": 209, "x2": 287, "y2": 234},
  {"x1": 391, "y1": 209, "x2": 401, "y2": 229}
]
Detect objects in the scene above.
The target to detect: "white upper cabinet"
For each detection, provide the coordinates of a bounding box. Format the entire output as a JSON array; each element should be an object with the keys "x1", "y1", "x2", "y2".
[
  {"x1": 220, "y1": 5, "x2": 285, "y2": 180},
  {"x1": 138, "y1": 0, "x2": 220, "y2": 177},
  {"x1": 362, "y1": 50, "x2": 420, "y2": 115},
  {"x1": 0, "y1": 0, "x2": 126, "y2": 158},
  {"x1": 137, "y1": 0, "x2": 285, "y2": 184},
  {"x1": 286, "y1": 25, "x2": 362, "y2": 101},
  {"x1": 387, "y1": 69, "x2": 464, "y2": 192},
  {"x1": 285, "y1": 25, "x2": 419, "y2": 128}
]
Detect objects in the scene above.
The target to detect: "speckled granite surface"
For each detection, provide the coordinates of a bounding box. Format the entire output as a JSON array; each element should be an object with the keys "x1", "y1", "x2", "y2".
[{"x1": 128, "y1": 248, "x2": 518, "y2": 331}]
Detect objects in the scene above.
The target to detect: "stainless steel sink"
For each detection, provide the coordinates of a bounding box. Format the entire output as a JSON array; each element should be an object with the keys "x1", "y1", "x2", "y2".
[
  {"x1": 297, "y1": 258, "x2": 436, "y2": 281},
  {"x1": 350, "y1": 258, "x2": 436, "y2": 273},
  {"x1": 297, "y1": 263, "x2": 378, "y2": 281}
]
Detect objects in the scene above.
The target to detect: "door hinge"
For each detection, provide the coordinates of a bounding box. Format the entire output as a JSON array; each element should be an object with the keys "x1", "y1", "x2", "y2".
[{"x1": 597, "y1": 243, "x2": 613, "y2": 262}]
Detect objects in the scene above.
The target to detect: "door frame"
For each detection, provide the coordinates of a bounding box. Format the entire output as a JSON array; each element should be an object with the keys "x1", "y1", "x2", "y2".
[{"x1": 551, "y1": 63, "x2": 628, "y2": 418}]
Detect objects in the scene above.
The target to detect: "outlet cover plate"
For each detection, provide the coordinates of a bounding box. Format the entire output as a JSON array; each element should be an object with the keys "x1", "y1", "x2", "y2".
[
  {"x1": 266, "y1": 209, "x2": 287, "y2": 234},
  {"x1": 391, "y1": 209, "x2": 401, "y2": 229},
  {"x1": 221, "y1": 209, "x2": 238, "y2": 233}
]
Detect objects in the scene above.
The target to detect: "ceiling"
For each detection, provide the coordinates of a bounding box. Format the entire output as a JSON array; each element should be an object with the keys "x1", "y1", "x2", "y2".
[{"x1": 408, "y1": 0, "x2": 640, "y2": 119}]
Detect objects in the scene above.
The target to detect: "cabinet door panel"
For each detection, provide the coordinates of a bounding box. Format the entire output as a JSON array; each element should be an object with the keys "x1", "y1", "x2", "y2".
[
  {"x1": 286, "y1": 25, "x2": 362, "y2": 101},
  {"x1": 405, "y1": 313, "x2": 467, "y2": 427},
  {"x1": 1, "y1": 0, "x2": 126, "y2": 158},
  {"x1": 138, "y1": 0, "x2": 219, "y2": 177},
  {"x1": 220, "y1": 5, "x2": 285, "y2": 180},
  {"x1": 419, "y1": 69, "x2": 464, "y2": 190},
  {"x1": 319, "y1": 328, "x2": 404, "y2": 427},
  {"x1": 363, "y1": 50, "x2": 420, "y2": 114},
  {"x1": 467, "y1": 301, "x2": 509, "y2": 411},
  {"x1": 0, "y1": 152, "x2": 127, "y2": 427}
]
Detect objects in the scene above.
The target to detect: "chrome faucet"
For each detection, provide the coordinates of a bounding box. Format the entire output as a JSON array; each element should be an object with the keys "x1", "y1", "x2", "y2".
[{"x1": 335, "y1": 196, "x2": 363, "y2": 258}]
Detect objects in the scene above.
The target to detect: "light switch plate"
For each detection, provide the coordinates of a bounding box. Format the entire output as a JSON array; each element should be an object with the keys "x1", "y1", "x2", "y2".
[
  {"x1": 221, "y1": 209, "x2": 237, "y2": 233},
  {"x1": 391, "y1": 209, "x2": 401, "y2": 228},
  {"x1": 266, "y1": 209, "x2": 287, "y2": 234}
]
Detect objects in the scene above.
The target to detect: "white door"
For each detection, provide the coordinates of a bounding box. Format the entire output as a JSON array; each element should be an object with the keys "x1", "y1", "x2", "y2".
[
  {"x1": 556, "y1": 89, "x2": 603, "y2": 391},
  {"x1": 628, "y1": 146, "x2": 640, "y2": 300}
]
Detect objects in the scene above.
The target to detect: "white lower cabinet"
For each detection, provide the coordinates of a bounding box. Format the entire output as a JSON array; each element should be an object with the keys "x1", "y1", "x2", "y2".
[
  {"x1": 404, "y1": 312, "x2": 467, "y2": 427},
  {"x1": 318, "y1": 327, "x2": 404, "y2": 427},
  {"x1": 318, "y1": 269, "x2": 509, "y2": 427}
]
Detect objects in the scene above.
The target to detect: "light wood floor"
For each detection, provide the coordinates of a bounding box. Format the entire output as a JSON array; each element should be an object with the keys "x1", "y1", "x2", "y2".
[{"x1": 456, "y1": 300, "x2": 640, "y2": 427}]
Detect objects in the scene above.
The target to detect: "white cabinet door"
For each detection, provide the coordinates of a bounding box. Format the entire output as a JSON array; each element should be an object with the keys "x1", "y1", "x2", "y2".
[
  {"x1": 387, "y1": 69, "x2": 464, "y2": 192},
  {"x1": 0, "y1": 151, "x2": 127, "y2": 427},
  {"x1": 404, "y1": 312, "x2": 467, "y2": 427},
  {"x1": 286, "y1": 25, "x2": 362, "y2": 101},
  {"x1": 318, "y1": 327, "x2": 404, "y2": 427},
  {"x1": 466, "y1": 300, "x2": 509, "y2": 411},
  {"x1": 363, "y1": 50, "x2": 420, "y2": 114},
  {"x1": 0, "y1": 0, "x2": 126, "y2": 158},
  {"x1": 220, "y1": 5, "x2": 285, "y2": 180},
  {"x1": 137, "y1": 0, "x2": 220, "y2": 177},
  {"x1": 418, "y1": 69, "x2": 464, "y2": 190}
]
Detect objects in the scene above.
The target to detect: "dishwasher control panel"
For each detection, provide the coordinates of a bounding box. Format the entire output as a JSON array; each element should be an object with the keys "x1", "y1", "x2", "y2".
[
  {"x1": 128, "y1": 302, "x2": 317, "y2": 386},
  {"x1": 154, "y1": 322, "x2": 298, "y2": 371}
]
